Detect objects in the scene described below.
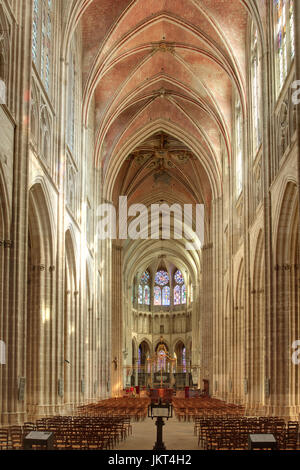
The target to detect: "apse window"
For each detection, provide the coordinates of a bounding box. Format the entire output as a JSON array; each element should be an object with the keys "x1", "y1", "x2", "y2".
[
  {"x1": 154, "y1": 270, "x2": 170, "y2": 306},
  {"x1": 174, "y1": 270, "x2": 186, "y2": 305},
  {"x1": 138, "y1": 270, "x2": 150, "y2": 305},
  {"x1": 162, "y1": 286, "x2": 170, "y2": 306}
]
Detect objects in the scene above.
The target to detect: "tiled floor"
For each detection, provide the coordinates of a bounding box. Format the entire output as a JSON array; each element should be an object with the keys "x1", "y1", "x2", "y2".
[{"x1": 116, "y1": 418, "x2": 199, "y2": 450}]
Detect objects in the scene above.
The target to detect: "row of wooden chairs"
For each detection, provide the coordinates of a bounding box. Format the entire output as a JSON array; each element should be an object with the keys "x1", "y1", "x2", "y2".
[
  {"x1": 195, "y1": 416, "x2": 299, "y2": 450},
  {"x1": 77, "y1": 397, "x2": 150, "y2": 421},
  {"x1": 173, "y1": 397, "x2": 244, "y2": 421},
  {"x1": 0, "y1": 414, "x2": 132, "y2": 450}
]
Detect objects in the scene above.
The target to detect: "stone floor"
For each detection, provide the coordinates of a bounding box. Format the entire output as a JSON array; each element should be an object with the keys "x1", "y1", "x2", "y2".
[{"x1": 115, "y1": 418, "x2": 199, "y2": 450}]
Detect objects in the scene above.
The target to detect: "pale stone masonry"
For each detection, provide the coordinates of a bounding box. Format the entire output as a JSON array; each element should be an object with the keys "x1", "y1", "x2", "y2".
[{"x1": 0, "y1": 0, "x2": 300, "y2": 425}]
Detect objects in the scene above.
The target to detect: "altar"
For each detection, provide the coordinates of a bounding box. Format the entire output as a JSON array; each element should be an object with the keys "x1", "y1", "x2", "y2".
[
  {"x1": 150, "y1": 388, "x2": 173, "y2": 402},
  {"x1": 147, "y1": 340, "x2": 176, "y2": 389},
  {"x1": 153, "y1": 371, "x2": 170, "y2": 386}
]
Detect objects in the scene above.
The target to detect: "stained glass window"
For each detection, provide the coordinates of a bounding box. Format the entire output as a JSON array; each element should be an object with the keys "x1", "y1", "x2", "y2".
[
  {"x1": 154, "y1": 270, "x2": 170, "y2": 305},
  {"x1": 174, "y1": 269, "x2": 186, "y2": 305},
  {"x1": 32, "y1": 0, "x2": 53, "y2": 94},
  {"x1": 144, "y1": 285, "x2": 150, "y2": 305},
  {"x1": 182, "y1": 347, "x2": 186, "y2": 373},
  {"x1": 155, "y1": 270, "x2": 169, "y2": 286},
  {"x1": 157, "y1": 349, "x2": 166, "y2": 371},
  {"x1": 162, "y1": 286, "x2": 170, "y2": 306},
  {"x1": 137, "y1": 270, "x2": 150, "y2": 305},
  {"x1": 174, "y1": 285, "x2": 181, "y2": 305},
  {"x1": 290, "y1": 0, "x2": 295, "y2": 58},
  {"x1": 252, "y1": 27, "x2": 262, "y2": 152},
  {"x1": 182, "y1": 284, "x2": 186, "y2": 304},
  {"x1": 138, "y1": 346, "x2": 141, "y2": 372},
  {"x1": 138, "y1": 285, "x2": 143, "y2": 305},
  {"x1": 274, "y1": 0, "x2": 295, "y2": 92},
  {"x1": 32, "y1": 0, "x2": 39, "y2": 64},
  {"x1": 154, "y1": 286, "x2": 161, "y2": 306},
  {"x1": 141, "y1": 271, "x2": 150, "y2": 284},
  {"x1": 275, "y1": 0, "x2": 287, "y2": 87},
  {"x1": 174, "y1": 270, "x2": 184, "y2": 285}
]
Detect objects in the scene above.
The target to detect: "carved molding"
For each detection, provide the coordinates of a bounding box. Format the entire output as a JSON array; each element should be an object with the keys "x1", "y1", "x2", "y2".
[
  {"x1": 0, "y1": 152, "x2": 8, "y2": 165},
  {"x1": 251, "y1": 289, "x2": 264, "y2": 294},
  {"x1": 152, "y1": 42, "x2": 175, "y2": 54},
  {"x1": 32, "y1": 264, "x2": 46, "y2": 272},
  {"x1": 153, "y1": 87, "x2": 171, "y2": 98},
  {"x1": 202, "y1": 243, "x2": 213, "y2": 251},
  {"x1": 274, "y1": 263, "x2": 300, "y2": 271},
  {"x1": 236, "y1": 197, "x2": 244, "y2": 217},
  {"x1": 0, "y1": 240, "x2": 12, "y2": 248},
  {"x1": 113, "y1": 245, "x2": 122, "y2": 252},
  {"x1": 31, "y1": 264, "x2": 56, "y2": 272}
]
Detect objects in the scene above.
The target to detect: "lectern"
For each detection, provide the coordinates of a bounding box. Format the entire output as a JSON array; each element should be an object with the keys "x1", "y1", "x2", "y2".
[
  {"x1": 248, "y1": 434, "x2": 277, "y2": 450},
  {"x1": 24, "y1": 431, "x2": 54, "y2": 450},
  {"x1": 148, "y1": 400, "x2": 173, "y2": 451}
]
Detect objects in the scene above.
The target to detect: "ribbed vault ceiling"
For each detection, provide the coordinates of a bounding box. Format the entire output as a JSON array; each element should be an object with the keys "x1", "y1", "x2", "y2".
[{"x1": 70, "y1": 0, "x2": 262, "y2": 282}]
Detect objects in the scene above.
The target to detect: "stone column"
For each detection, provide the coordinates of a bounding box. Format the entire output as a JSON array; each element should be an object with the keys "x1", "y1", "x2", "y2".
[
  {"x1": 26, "y1": 263, "x2": 45, "y2": 419},
  {"x1": 100, "y1": 237, "x2": 112, "y2": 398},
  {"x1": 99, "y1": 261, "x2": 106, "y2": 397},
  {"x1": 212, "y1": 197, "x2": 224, "y2": 400},
  {"x1": 0, "y1": 240, "x2": 12, "y2": 424},
  {"x1": 135, "y1": 359, "x2": 139, "y2": 387},
  {"x1": 292, "y1": 0, "x2": 300, "y2": 419},
  {"x1": 293, "y1": 0, "x2": 300, "y2": 235},
  {"x1": 2, "y1": 0, "x2": 32, "y2": 426},
  {"x1": 74, "y1": 289, "x2": 80, "y2": 409},
  {"x1": 257, "y1": 18, "x2": 273, "y2": 418},
  {"x1": 200, "y1": 242, "x2": 213, "y2": 394},
  {"x1": 191, "y1": 283, "x2": 200, "y2": 387},
  {"x1": 111, "y1": 242, "x2": 123, "y2": 397},
  {"x1": 269, "y1": 264, "x2": 295, "y2": 417},
  {"x1": 30, "y1": 263, "x2": 55, "y2": 419}
]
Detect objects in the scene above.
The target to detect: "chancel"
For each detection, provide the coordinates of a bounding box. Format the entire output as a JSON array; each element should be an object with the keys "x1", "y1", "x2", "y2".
[{"x1": 0, "y1": 0, "x2": 300, "y2": 452}]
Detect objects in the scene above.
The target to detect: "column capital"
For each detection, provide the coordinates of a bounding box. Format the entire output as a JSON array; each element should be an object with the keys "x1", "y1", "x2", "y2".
[
  {"x1": 202, "y1": 243, "x2": 213, "y2": 251},
  {"x1": 32, "y1": 264, "x2": 46, "y2": 272}
]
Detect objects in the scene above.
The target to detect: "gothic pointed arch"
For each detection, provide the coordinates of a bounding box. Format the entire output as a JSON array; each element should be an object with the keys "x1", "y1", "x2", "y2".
[{"x1": 26, "y1": 182, "x2": 55, "y2": 416}]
